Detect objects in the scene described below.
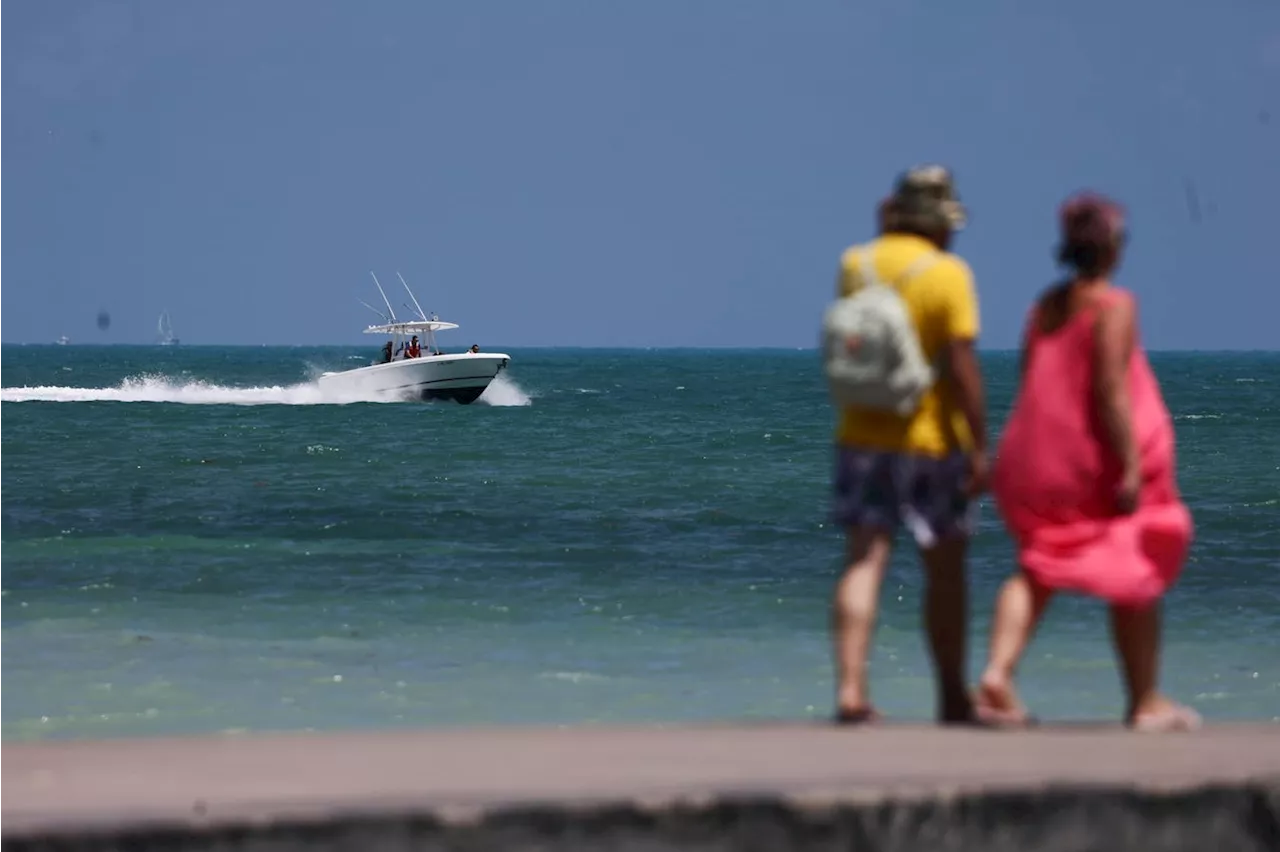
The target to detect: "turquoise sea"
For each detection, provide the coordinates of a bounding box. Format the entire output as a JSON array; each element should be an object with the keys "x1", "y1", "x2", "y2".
[{"x1": 2, "y1": 345, "x2": 1277, "y2": 740}]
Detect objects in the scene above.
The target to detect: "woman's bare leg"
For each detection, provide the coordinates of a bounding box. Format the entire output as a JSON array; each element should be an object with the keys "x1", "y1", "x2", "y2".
[
  {"x1": 1109, "y1": 601, "x2": 1200, "y2": 730},
  {"x1": 977, "y1": 572, "x2": 1052, "y2": 723}
]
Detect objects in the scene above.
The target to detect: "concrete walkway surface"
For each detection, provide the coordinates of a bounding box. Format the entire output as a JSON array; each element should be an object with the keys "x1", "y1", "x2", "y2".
[{"x1": 5, "y1": 721, "x2": 1280, "y2": 838}]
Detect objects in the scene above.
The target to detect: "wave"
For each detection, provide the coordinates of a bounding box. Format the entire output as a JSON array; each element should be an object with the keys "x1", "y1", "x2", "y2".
[
  {"x1": 478, "y1": 373, "x2": 532, "y2": 407},
  {"x1": 1, "y1": 373, "x2": 534, "y2": 407}
]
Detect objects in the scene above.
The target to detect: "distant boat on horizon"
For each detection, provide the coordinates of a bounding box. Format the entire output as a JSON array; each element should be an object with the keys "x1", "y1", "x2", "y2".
[
  {"x1": 56, "y1": 335, "x2": 69, "y2": 346},
  {"x1": 157, "y1": 311, "x2": 180, "y2": 346}
]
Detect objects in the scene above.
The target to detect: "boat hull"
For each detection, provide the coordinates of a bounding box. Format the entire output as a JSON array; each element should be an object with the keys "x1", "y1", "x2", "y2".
[{"x1": 317, "y1": 353, "x2": 510, "y2": 404}]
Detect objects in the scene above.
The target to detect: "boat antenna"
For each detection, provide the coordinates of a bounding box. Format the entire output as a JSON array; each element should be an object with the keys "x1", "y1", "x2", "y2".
[
  {"x1": 396, "y1": 271, "x2": 429, "y2": 322},
  {"x1": 370, "y1": 272, "x2": 397, "y2": 322}
]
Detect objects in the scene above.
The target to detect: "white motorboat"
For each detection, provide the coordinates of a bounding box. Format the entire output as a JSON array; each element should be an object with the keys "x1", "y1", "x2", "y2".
[{"x1": 316, "y1": 272, "x2": 511, "y2": 404}]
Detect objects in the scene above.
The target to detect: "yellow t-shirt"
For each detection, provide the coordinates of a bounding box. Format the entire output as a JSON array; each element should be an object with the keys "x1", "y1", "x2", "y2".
[{"x1": 833, "y1": 233, "x2": 980, "y2": 457}]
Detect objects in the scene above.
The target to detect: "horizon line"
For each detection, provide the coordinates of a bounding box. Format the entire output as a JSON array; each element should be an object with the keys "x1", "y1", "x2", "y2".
[{"x1": 3, "y1": 342, "x2": 1278, "y2": 354}]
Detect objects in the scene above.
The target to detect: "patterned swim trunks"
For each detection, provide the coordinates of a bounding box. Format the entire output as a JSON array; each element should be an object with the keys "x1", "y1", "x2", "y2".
[{"x1": 831, "y1": 445, "x2": 976, "y2": 548}]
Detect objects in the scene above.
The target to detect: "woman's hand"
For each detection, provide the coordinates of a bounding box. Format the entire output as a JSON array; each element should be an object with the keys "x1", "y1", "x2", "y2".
[{"x1": 1116, "y1": 463, "x2": 1141, "y2": 514}]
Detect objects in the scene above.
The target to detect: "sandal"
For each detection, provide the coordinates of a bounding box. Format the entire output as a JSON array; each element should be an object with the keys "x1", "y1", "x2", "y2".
[
  {"x1": 1130, "y1": 703, "x2": 1202, "y2": 733},
  {"x1": 834, "y1": 705, "x2": 883, "y2": 726},
  {"x1": 973, "y1": 703, "x2": 1039, "y2": 729}
]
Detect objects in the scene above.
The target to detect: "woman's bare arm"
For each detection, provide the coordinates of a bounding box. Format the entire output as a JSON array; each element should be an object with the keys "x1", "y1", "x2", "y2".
[{"x1": 1092, "y1": 293, "x2": 1139, "y2": 473}]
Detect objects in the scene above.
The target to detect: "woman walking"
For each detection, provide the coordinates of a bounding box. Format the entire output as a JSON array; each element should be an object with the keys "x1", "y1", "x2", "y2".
[{"x1": 976, "y1": 192, "x2": 1200, "y2": 731}]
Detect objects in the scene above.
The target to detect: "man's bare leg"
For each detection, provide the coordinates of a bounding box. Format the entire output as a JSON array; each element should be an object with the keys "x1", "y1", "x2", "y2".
[
  {"x1": 919, "y1": 535, "x2": 976, "y2": 723},
  {"x1": 831, "y1": 527, "x2": 892, "y2": 719}
]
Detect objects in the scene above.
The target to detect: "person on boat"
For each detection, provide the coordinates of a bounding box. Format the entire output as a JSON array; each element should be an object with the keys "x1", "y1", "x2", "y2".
[
  {"x1": 380, "y1": 341, "x2": 393, "y2": 364},
  {"x1": 827, "y1": 165, "x2": 988, "y2": 726},
  {"x1": 976, "y1": 192, "x2": 1199, "y2": 732},
  {"x1": 405, "y1": 336, "x2": 422, "y2": 359},
  {"x1": 469, "y1": 344, "x2": 480, "y2": 354}
]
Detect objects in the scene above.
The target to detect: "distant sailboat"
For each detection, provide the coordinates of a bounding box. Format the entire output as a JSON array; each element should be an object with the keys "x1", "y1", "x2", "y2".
[
  {"x1": 157, "y1": 311, "x2": 180, "y2": 346},
  {"x1": 56, "y1": 335, "x2": 70, "y2": 346}
]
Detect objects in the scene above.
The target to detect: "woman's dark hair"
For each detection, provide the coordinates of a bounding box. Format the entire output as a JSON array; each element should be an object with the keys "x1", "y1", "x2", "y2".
[{"x1": 1056, "y1": 239, "x2": 1119, "y2": 278}]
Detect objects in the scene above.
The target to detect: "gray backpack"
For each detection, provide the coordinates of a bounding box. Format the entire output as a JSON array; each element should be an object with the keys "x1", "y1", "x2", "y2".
[{"x1": 821, "y1": 246, "x2": 941, "y2": 415}]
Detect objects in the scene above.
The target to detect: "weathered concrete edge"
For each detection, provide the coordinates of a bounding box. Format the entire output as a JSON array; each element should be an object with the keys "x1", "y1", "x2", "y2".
[
  {"x1": 8, "y1": 722, "x2": 1279, "y2": 843},
  {"x1": 8, "y1": 773, "x2": 1280, "y2": 841}
]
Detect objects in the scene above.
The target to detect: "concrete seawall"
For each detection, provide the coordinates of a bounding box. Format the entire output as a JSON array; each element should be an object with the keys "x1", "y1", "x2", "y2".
[{"x1": 5, "y1": 722, "x2": 1280, "y2": 850}]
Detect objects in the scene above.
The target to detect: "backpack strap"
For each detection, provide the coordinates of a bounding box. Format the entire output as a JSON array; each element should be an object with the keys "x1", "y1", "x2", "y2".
[
  {"x1": 856, "y1": 244, "x2": 941, "y2": 290},
  {"x1": 898, "y1": 250, "x2": 942, "y2": 285},
  {"x1": 856, "y1": 243, "x2": 881, "y2": 287},
  {"x1": 894, "y1": 249, "x2": 946, "y2": 374}
]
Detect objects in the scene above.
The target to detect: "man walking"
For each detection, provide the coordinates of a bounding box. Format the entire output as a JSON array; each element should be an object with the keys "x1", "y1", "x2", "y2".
[{"x1": 826, "y1": 165, "x2": 988, "y2": 724}]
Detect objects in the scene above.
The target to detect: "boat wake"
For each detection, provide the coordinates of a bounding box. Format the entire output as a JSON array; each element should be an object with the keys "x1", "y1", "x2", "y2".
[
  {"x1": 0, "y1": 373, "x2": 533, "y2": 407},
  {"x1": 478, "y1": 373, "x2": 532, "y2": 406}
]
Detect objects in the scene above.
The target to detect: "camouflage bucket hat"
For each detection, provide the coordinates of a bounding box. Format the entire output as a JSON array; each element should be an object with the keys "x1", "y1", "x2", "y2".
[{"x1": 891, "y1": 164, "x2": 967, "y2": 231}]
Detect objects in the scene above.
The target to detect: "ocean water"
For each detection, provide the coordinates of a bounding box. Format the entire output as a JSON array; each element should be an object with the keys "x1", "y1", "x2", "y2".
[{"x1": 2, "y1": 345, "x2": 1277, "y2": 741}]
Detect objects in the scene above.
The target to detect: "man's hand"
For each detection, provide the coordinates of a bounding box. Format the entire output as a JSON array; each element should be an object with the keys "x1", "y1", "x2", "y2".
[
  {"x1": 965, "y1": 448, "x2": 990, "y2": 497},
  {"x1": 947, "y1": 337, "x2": 988, "y2": 496}
]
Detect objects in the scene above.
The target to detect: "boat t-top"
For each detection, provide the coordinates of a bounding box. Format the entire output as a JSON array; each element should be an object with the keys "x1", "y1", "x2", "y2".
[{"x1": 316, "y1": 272, "x2": 511, "y2": 404}]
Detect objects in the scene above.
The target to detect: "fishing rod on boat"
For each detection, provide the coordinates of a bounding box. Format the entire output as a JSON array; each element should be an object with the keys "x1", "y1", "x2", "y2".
[
  {"x1": 396, "y1": 271, "x2": 430, "y2": 322},
  {"x1": 369, "y1": 272, "x2": 398, "y2": 322},
  {"x1": 359, "y1": 299, "x2": 390, "y2": 323}
]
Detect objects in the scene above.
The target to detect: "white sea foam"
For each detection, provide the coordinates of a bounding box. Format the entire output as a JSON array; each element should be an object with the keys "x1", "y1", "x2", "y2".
[
  {"x1": 477, "y1": 372, "x2": 532, "y2": 407},
  {"x1": 1, "y1": 372, "x2": 535, "y2": 407}
]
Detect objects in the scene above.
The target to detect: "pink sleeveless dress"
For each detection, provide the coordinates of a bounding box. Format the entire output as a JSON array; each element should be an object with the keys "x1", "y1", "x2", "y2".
[{"x1": 992, "y1": 288, "x2": 1193, "y2": 606}]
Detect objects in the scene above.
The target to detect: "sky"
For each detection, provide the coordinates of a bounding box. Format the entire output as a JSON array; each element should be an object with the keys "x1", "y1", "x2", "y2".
[{"x1": 3, "y1": 0, "x2": 1278, "y2": 349}]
